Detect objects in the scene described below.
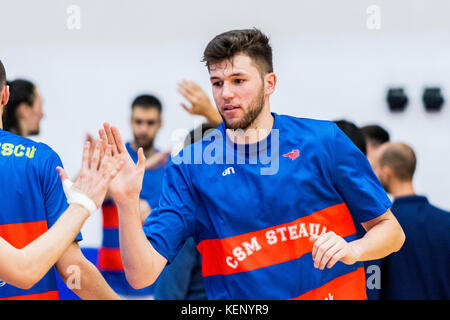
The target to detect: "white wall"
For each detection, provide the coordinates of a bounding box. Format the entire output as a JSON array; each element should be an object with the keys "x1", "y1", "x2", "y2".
[{"x1": 1, "y1": 0, "x2": 449, "y2": 247}]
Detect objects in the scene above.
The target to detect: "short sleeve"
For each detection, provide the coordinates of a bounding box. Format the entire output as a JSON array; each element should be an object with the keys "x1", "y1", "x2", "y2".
[
  {"x1": 142, "y1": 159, "x2": 197, "y2": 263},
  {"x1": 40, "y1": 148, "x2": 83, "y2": 241},
  {"x1": 329, "y1": 124, "x2": 392, "y2": 223}
]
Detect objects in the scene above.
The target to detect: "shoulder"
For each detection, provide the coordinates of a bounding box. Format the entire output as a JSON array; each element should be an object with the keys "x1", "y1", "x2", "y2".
[
  {"x1": 276, "y1": 113, "x2": 337, "y2": 139},
  {"x1": 0, "y1": 130, "x2": 60, "y2": 162}
]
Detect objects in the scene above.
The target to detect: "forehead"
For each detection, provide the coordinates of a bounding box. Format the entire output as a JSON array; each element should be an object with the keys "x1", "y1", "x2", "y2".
[
  {"x1": 209, "y1": 54, "x2": 260, "y2": 78},
  {"x1": 132, "y1": 106, "x2": 161, "y2": 119}
]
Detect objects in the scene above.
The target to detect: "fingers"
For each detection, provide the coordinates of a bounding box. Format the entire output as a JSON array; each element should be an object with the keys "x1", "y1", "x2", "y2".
[
  {"x1": 90, "y1": 140, "x2": 102, "y2": 170},
  {"x1": 81, "y1": 140, "x2": 91, "y2": 172},
  {"x1": 98, "y1": 144, "x2": 112, "y2": 176},
  {"x1": 103, "y1": 123, "x2": 119, "y2": 155},
  {"x1": 111, "y1": 126, "x2": 126, "y2": 154},
  {"x1": 181, "y1": 102, "x2": 193, "y2": 114},
  {"x1": 326, "y1": 249, "x2": 346, "y2": 269},
  {"x1": 137, "y1": 147, "x2": 146, "y2": 171},
  {"x1": 310, "y1": 231, "x2": 348, "y2": 270},
  {"x1": 56, "y1": 166, "x2": 68, "y2": 182}
]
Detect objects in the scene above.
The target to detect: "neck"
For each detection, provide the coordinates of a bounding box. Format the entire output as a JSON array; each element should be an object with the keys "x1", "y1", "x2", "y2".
[
  {"x1": 227, "y1": 100, "x2": 274, "y2": 145},
  {"x1": 389, "y1": 180, "x2": 416, "y2": 198}
]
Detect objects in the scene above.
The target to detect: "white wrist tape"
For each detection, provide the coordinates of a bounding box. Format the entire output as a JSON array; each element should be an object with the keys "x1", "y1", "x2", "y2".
[{"x1": 62, "y1": 179, "x2": 98, "y2": 215}]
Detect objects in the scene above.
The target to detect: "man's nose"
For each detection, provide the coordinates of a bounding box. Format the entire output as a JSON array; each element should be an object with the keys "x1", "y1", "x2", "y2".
[{"x1": 222, "y1": 82, "x2": 234, "y2": 100}]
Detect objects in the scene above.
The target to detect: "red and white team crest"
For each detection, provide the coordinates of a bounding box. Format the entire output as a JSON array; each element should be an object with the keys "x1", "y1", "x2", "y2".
[{"x1": 283, "y1": 149, "x2": 300, "y2": 160}]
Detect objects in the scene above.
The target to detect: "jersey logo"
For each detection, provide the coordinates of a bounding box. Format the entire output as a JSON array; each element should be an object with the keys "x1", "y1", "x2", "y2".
[
  {"x1": 0, "y1": 281, "x2": 6, "y2": 288},
  {"x1": 283, "y1": 149, "x2": 300, "y2": 160},
  {"x1": 222, "y1": 167, "x2": 235, "y2": 176}
]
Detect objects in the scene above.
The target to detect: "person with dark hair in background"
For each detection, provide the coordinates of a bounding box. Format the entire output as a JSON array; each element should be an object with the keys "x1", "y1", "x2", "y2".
[
  {"x1": 97, "y1": 94, "x2": 170, "y2": 299},
  {"x1": 107, "y1": 29, "x2": 404, "y2": 300},
  {"x1": 334, "y1": 120, "x2": 366, "y2": 155},
  {"x1": 153, "y1": 124, "x2": 215, "y2": 300},
  {"x1": 373, "y1": 142, "x2": 450, "y2": 299},
  {"x1": 361, "y1": 124, "x2": 390, "y2": 167},
  {"x1": 0, "y1": 59, "x2": 120, "y2": 300},
  {"x1": 2, "y1": 79, "x2": 44, "y2": 137}
]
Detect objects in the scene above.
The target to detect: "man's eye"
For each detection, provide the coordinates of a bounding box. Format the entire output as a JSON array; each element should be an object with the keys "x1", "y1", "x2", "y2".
[
  {"x1": 212, "y1": 81, "x2": 223, "y2": 87},
  {"x1": 134, "y1": 120, "x2": 142, "y2": 125},
  {"x1": 234, "y1": 79, "x2": 245, "y2": 84}
]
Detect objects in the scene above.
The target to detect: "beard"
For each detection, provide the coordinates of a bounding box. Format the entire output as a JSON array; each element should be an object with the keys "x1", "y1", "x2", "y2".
[
  {"x1": 133, "y1": 135, "x2": 154, "y2": 152},
  {"x1": 221, "y1": 86, "x2": 265, "y2": 130}
]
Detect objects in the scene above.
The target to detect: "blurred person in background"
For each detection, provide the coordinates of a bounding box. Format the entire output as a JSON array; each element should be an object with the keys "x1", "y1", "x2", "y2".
[
  {"x1": 2, "y1": 79, "x2": 44, "y2": 138},
  {"x1": 97, "y1": 94, "x2": 169, "y2": 299},
  {"x1": 373, "y1": 142, "x2": 450, "y2": 300},
  {"x1": 361, "y1": 124, "x2": 390, "y2": 167}
]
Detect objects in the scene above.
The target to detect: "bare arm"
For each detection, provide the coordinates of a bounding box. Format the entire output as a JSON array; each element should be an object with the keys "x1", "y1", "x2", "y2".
[
  {"x1": 102, "y1": 123, "x2": 167, "y2": 289},
  {"x1": 310, "y1": 209, "x2": 405, "y2": 270},
  {"x1": 0, "y1": 204, "x2": 89, "y2": 289},
  {"x1": 55, "y1": 242, "x2": 120, "y2": 300},
  {"x1": 117, "y1": 198, "x2": 167, "y2": 289}
]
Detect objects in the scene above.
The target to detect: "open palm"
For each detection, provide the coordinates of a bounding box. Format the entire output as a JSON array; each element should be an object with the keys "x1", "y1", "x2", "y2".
[{"x1": 102, "y1": 123, "x2": 146, "y2": 205}]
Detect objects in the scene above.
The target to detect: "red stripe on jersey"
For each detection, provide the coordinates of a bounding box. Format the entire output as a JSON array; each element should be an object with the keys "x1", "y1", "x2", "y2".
[
  {"x1": 102, "y1": 204, "x2": 119, "y2": 228},
  {"x1": 0, "y1": 220, "x2": 48, "y2": 249},
  {"x1": 197, "y1": 203, "x2": 356, "y2": 276},
  {"x1": 290, "y1": 267, "x2": 367, "y2": 300},
  {"x1": 0, "y1": 290, "x2": 59, "y2": 300},
  {"x1": 97, "y1": 247, "x2": 124, "y2": 271}
]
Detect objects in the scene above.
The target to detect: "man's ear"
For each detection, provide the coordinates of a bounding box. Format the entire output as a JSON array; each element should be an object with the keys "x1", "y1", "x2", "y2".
[
  {"x1": 0, "y1": 85, "x2": 10, "y2": 107},
  {"x1": 264, "y1": 73, "x2": 277, "y2": 96}
]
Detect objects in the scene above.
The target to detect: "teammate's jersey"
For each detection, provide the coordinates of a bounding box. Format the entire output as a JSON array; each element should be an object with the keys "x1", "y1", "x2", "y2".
[
  {"x1": 0, "y1": 129, "x2": 82, "y2": 300},
  {"x1": 143, "y1": 113, "x2": 391, "y2": 300},
  {"x1": 97, "y1": 142, "x2": 166, "y2": 296}
]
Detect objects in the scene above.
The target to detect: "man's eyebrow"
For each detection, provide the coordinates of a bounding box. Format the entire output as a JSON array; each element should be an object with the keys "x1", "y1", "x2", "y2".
[{"x1": 210, "y1": 72, "x2": 247, "y2": 80}]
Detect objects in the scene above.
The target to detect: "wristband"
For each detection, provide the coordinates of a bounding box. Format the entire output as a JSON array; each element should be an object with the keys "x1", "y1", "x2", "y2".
[{"x1": 62, "y1": 179, "x2": 98, "y2": 214}]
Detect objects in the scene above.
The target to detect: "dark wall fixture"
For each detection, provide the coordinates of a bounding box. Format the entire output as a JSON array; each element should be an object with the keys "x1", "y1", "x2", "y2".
[
  {"x1": 387, "y1": 88, "x2": 408, "y2": 112},
  {"x1": 423, "y1": 87, "x2": 444, "y2": 112}
]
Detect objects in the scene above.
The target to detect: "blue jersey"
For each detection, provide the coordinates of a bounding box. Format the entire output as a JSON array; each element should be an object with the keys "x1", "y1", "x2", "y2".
[
  {"x1": 97, "y1": 142, "x2": 166, "y2": 296},
  {"x1": 0, "y1": 129, "x2": 82, "y2": 300},
  {"x1": 143, "y1": 113, "x2": 391, "y2": 300}
]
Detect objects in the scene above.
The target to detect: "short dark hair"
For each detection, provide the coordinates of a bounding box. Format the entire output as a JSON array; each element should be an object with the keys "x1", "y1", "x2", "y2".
[
  {"x1": 361, "y1": 124, "x2": 390, "y2": 146},
  {"x1": 380, "y1": 142, "x2": 416, "y2": 181},
  {"x1": 202, "y1": 28, "x2": 273, "y2": 74},
  {"x1": 131, "y1": 94, "x2": 162, "y2": 113},
  {"x1": 0, "y1": 60, "x2": 6, "y2": 89},
  {"x1": 3, "y1": 79, "x2": 36, "y2": 134},
  {"x1": 334, "y1": 120, "x2": 367, "y2": 155}
]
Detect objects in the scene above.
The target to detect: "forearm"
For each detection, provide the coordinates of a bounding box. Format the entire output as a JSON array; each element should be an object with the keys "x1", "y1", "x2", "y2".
[
  {"x1": 351, "y1": 218, "x2": 405, "y2": 261},
  {"x1": 0, "y1": 204, "x2": 89, "y2": 289},
  {"x1": 204, "y1": 108, "x2": 222, "y2": 126},
  {"x1": 56, "y1": 243, "x2": 120, "y2": 300},
  {"x1": 117, "y1": 199, "x2": 162, "y2": 289}
]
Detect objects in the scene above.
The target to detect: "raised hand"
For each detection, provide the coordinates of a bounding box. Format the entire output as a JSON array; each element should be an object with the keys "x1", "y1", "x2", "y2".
[
  {"x1": 56, "y1": 130, "x2": 124, "y2": 210},
  {"x1": 102, "y1": 123, "x2": 146, "y2": 205},
  {"x1": 178, "y1": 80, "x2": 222, "y2": 125}
]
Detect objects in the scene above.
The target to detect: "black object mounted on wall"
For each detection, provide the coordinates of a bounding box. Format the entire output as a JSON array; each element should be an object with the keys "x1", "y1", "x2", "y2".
[
  {"x1": 423, "y1": 87, "x2": 444, "y2": 112},
  {"x1": 387, "y1": 87, "x2": 408, "y2": 112}
]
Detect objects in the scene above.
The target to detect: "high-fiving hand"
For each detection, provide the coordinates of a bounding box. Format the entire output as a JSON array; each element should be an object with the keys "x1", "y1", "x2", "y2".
[{"x1": 101, "y1": 123, "x2": 147, "y2": 205}]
